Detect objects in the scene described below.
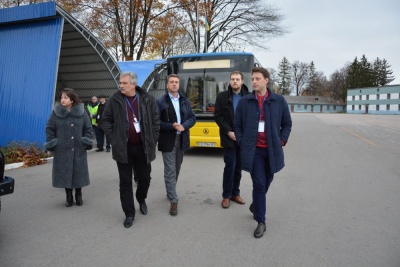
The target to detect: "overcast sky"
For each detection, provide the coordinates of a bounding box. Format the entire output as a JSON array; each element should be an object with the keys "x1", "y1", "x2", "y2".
[{"x1": 251, "y1": 0, "x2": 400, "y2": 84}]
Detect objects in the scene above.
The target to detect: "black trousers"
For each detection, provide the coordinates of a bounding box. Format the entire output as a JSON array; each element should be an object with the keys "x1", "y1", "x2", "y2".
[
  {"x1": 116, "y1": 144, "x2": 151, "y2": 217},
  {"x1": 97, "y1": 127, "x2": 111, "y2": 149}
]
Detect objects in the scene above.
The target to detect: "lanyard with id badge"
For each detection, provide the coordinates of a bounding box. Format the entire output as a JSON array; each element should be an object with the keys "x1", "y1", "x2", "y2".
[
  {"x1": 125, "y1": 96, "x2": 141, "y2": 133},
  {"x1": 258, "y1": 94, "x2": 267, "y2": 132}
]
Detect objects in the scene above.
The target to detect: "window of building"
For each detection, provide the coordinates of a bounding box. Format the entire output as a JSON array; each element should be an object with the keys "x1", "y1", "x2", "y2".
[
  {"x1": 359, "y1": 105, "x2": 361, "y2": 110},
  {"x1": 387, "y1": 94, "x2": 390, "y2": 99},
  {"x1": 377, "y1": 94, "x2": 380, "y2": 100},
  {"x1": 366, "y1": 95, "x2": 369, "y2": 100},
  {"x1": 305, "y1": 104, "x2": 307, "y2": 109},
  {"x1": 298, "y1": 104, "x2": 301, "y2": 109},
  {"x1": 376, "y1": 105, "x2": 379, "y2": 111},
  {"x1": 387, "y1": 104, "x2": 390, "y2": 110},
  {"x1": 352, "y1": 105, "x2": 354, "y2": 110},
  {"x1": 352, "y1": 96, "x2": 355, "y2": 101},
  {"x1": 334, "y1": 106, "x2": 337, "y2": 111}
]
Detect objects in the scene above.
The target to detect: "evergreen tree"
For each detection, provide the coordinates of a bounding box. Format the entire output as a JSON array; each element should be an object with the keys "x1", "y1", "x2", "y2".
[
  {"x1": 307, "y1": 61, "x2": 318, "y2": 95},
  {"x1": 373, "y1": 57, "x2": 395, "y2": 86},
  {"x1": 346, "y1": 55, "x2": 394, "y2": 88},
  {"x1": 358, "y1": 55, "x2": 375, "y2": 87},
  {"x1": 277, "y1": 57, "x2": 292, "y2": 95},
  {"x1": 346, "y1": 57, "x2": 362, "y2": 88}
]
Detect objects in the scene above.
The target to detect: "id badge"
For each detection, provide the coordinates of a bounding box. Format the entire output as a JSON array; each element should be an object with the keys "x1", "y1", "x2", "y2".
[
  {"x1": 258, "y1": 120, "x2": 265, "y2": 132},
  {"x1": 133, "y1": 121, "x2": 141, "y2": 133}
]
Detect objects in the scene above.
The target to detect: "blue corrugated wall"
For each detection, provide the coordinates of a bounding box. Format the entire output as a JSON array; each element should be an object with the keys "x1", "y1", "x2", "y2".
[{"x1": 0, "y1": 3, "x2": 62, "y2": 147}]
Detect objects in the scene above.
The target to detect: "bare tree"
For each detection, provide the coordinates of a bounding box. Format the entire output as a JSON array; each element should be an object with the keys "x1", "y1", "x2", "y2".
[
  {"x1": 292, "y1": 61, "x2": 308, "y2": 96},
  {"x1": 328, "y1": 67, "x2": 348, "y2": 102},
  {"x1": 0, "y1": 0, "x2": 47, "y2": 7},
  {"x1": 173, "y1": 0, "x2": 287, "y2": 53},
  {"x1": 268, "y1": 68, "x2": 280, "y2": 93}
]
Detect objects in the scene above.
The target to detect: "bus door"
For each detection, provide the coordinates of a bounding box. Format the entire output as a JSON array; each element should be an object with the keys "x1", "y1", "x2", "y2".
[
  {"x1": 183, "y1": 76, "x2": 203, "y2": 113},
  {"x1": 204, "y1": 79, "x2": 217, "y2": 113}
]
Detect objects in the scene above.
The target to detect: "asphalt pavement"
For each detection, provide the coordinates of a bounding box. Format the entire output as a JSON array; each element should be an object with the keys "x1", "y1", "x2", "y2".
[{"x1": 1, "y1": 113, "x2": 399, "y2": 267}]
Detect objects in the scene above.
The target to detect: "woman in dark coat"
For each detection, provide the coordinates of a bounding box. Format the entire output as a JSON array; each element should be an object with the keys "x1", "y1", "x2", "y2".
[{"x1": 45, "y1": 88, "x2": 93, "y2": 207}]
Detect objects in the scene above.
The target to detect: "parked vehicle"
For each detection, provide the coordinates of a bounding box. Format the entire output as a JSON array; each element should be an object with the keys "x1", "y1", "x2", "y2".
[{"x1": 0, "y1": 150, "x2": 15, "y2": 212}]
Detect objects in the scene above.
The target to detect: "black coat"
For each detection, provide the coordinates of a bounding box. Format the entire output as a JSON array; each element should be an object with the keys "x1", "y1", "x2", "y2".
[
  {"x1": 157, "y1": 93, "x2": 196, "y2": 152},
  {"x1": 101, "y1": 87, "x2": 160, "y2": 164},
  {"x1": 214, "y1": 84, "x2": 249, "y2": 148},
  {"x1": 96, "y1": 101, "x2": 107, "y2": 129}
]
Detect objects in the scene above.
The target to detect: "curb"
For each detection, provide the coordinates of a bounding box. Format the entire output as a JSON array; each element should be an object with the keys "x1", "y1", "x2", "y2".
[
  {"x1": 5, "y1": 157, "x2": 53, "y2": 171},
  {"x1": 4, "y1": 149, "x2": 96, "y2": 171}
]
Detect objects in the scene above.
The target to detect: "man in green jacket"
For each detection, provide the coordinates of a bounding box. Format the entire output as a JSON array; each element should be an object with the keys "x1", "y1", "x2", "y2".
[{"x1": 87, "y1": 96, "x2": 100, "y2": 150}]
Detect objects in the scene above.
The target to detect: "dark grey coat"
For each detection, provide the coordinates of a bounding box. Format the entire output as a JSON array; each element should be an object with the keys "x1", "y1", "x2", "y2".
[
  {"x1": 101, "y1": 87, "x2": 160, "y2": 164},
  {"x1": 44, "y1": 103, "x2": 93, "y2": 188}
]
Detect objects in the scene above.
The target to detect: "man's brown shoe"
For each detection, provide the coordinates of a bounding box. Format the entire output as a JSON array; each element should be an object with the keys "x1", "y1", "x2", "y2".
[
  {"x1": 230, "y1": 195, "x2": 245, "y2": 205},
  {"x1": 221, "y1": 198, "x2": 230, "y2": 209},
  {"x1": 170, "y1": 203, "x2": 178, "y2": 216}
]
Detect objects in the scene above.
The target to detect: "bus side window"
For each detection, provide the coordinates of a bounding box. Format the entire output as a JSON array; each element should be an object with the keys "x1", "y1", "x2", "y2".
[{"x1": 179, "y1": 78, "x2": 185, "y2": 94}]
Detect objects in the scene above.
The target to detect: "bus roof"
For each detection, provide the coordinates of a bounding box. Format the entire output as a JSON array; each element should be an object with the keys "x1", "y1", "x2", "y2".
[
  {"x1": 168, "y1": 52, "x2": 254, "y2": 59},
  {"x1": 117, "y1": 59, "x2": 166, "y2": 86}
]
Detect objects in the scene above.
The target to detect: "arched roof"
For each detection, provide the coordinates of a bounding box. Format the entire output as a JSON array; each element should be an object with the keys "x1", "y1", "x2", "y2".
[
  {"x1": 0, "y1": 2, "x2": 121, "y2": 146},
  {"x1": 55, "y1": 5, "x2": 120, "y2": 101}
]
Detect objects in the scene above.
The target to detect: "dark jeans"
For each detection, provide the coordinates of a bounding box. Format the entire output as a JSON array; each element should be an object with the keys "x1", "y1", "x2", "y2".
[
  {"x1": 97, "y1": 127, "x2": 111, "y2": 149},
  {"x1": 222, "y1": 146, "x2": 242, "y2": 199},
  {"x1": 116, "y1": 144, "x2": 151, "y2": 217},
  {"x1": 251, "y1": 147, "x2": 274, "y2": 224}
]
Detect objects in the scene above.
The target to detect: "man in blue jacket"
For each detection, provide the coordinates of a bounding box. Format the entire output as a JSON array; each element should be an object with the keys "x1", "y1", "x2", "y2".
[
  {"x1": 157, "y1": 74, "x2": 196, "y2": 216},
  {"x1": 234, "y1": 67, "x2": 292, "y2": 238}
]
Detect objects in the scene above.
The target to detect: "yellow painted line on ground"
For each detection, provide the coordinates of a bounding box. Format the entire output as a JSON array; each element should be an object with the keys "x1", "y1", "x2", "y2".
[{"x1": 341, "y1": 126, "x2": 378, "y2": 147}]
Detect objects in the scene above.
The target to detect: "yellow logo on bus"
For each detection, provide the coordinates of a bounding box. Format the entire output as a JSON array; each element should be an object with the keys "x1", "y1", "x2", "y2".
[{"x1": 203, "y1": 128, "x2": 209, "y2": 135}]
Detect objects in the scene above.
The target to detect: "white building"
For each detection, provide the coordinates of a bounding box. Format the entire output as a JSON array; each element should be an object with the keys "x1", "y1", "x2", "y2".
[{"x1": 346, "y1": 85, "x2": 400, "y2": 115}]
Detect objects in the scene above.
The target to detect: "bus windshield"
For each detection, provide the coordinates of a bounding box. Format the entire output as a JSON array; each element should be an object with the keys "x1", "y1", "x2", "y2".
[{"x1": 167, "y1": 53, "x2": 255, "y2": 115}]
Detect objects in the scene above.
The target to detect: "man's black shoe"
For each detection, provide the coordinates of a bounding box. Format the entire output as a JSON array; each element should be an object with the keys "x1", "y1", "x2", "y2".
[
  {"x1": 95, "y1": 148, "x2": 104, "y2": 152},
  {"x1": 254, "y1": 223, "x2": 266, "y2": 238},
  {"x1": 124, "y1": 217, "x2": 134, "y2": 228},
  {"x1": 139, "y1": 202, "x2": 147, "y2": 215}
]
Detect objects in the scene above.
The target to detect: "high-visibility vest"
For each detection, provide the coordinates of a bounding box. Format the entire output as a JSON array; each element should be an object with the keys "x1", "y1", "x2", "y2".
[{"x1": 87, "y1": 104, "x2": 99, "y2": 125}]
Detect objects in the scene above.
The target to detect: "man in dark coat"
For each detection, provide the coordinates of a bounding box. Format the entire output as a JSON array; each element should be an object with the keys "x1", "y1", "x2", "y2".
[
  {"x1": 102, "y1": 71, "x2": 160, "y2": 228},
  {"x1": 157, "y1": 74, "x2": 196, "y2": 216},
  {"x1": 214, "y1": 71, "x2": 249, "y2": 209},
  {"x1": 96, "y1": 94, "x2": 111, "y2": 152},
  {"x1": 234, "y1": 67, "x2": 292, "y2": 238}
]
